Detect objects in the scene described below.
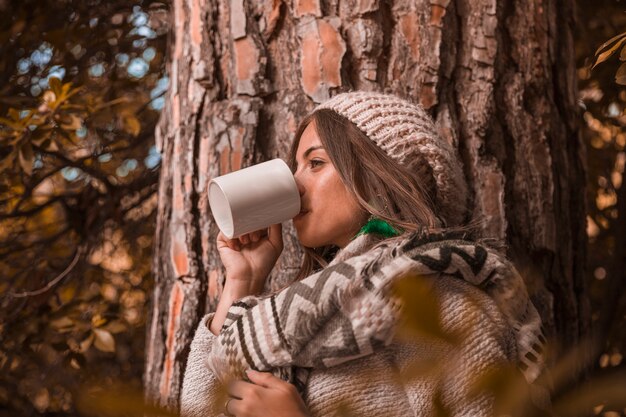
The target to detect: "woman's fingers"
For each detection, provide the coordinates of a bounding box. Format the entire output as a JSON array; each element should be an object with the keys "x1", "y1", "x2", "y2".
[
  {"x1": 267, "y1": 223, "x2": 283, "y2": 252},
  {"x1": 218, "y1": 226, "x2": 278, "y2": 251},
  {"x1": 217, "y1": 232, "x2": 241, "y2": 251},
  {"x1": 225, "y1": 397, "x2": 241, "y2": 416},
  {"x1": 227, "y1": 379, "x2": 251, "y2": 399},
  {"x1": 245, "y1": 369, "x2": 280, "y2": 388}
]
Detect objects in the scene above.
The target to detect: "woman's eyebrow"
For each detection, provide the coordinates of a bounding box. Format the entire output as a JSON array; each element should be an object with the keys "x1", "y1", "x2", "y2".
[
  {"x1": 303, "y1": 145, "x2": 324, "y2": 158},
  {"x1": 294, "y1": 145, "x2": 324, "y2": 169}
]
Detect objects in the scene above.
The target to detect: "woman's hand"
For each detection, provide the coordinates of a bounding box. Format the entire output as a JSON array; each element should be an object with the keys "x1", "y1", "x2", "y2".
[
  {"x1": 217, "y1": 223, "x2": 283, "y2": 295},
  {"x1": 224, "y1": 370, "x2": 309, "y2": 417}
]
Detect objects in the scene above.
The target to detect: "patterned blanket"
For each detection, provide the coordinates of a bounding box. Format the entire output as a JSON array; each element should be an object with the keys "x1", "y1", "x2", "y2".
[{"x1": 206, "y1": 231, "x2": 546, "y2": 395}]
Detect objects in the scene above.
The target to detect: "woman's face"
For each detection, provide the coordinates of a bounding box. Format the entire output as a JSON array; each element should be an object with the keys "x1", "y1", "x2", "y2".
[{"x1": 292, "y1": 122, "x2": 368, "y2": 248}]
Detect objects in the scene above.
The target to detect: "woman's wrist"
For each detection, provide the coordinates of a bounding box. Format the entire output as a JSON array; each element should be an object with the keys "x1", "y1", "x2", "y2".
[
  {"x1": 224, "y1": 274, "x2": 264, "y2": 297},
  {"x1": 209, "y1": 276, "x2": 264, "y2": 336}
]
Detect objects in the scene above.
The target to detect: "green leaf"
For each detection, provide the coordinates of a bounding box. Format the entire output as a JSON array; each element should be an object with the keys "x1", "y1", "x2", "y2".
[{"x1": 93, "y1": 328, "x2": 115, "y2": 353}]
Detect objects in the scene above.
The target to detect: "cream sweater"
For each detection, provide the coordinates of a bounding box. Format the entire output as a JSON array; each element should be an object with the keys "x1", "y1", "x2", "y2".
[{"x1": 180, "y1": 274, "x2": 516, "y2": 417}]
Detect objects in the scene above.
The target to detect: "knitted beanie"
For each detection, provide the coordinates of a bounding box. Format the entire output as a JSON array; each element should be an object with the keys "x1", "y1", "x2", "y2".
[{"x1": 315, "y1": 91, "x2": 468, "y2": 227}]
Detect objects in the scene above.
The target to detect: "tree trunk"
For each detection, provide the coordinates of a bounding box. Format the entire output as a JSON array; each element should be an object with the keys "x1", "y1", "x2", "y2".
[{"x1": 144, "y1": 0, "x2": 588, "y2": 411}]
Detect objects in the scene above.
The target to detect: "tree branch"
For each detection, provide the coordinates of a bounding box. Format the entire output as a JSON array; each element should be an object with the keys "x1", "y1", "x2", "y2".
[{"x1": 9, "y1": 245, "x2": 86, "y2": 298}]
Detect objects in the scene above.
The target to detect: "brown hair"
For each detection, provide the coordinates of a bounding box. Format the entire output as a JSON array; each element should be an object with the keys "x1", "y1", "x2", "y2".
[{"x1": 288, "y1": 109, "x2": 447, "y2": 280}]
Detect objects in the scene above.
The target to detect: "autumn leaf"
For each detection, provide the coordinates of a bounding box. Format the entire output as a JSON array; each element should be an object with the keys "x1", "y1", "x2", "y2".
[
  {"x1": 594, "y1": 31, "x2": 626, "y2": 57},
  {"x1": 616, "y1": 62, "x2": 626, "y2": 85},
  {"x1": 392, "y1": 275, "x2": 458, "y2": 345},
  {"x1": 93, "y1": 328, "x2": 116, "y2": 352},
  {"x1": 60, "y1": 114, "x2": 83, "y2": 131},
  {"x1": 122, "y1": 114, "x2": 141, "y2": 136},
  {"x1": 49, "y1": 77, "x2": 62, "y2": 97},
  {"x1": 18, "y1": 142, "x2": 33, "y2": 175},
  {"x1": 592, "y1": 35, "x2": 626, "y2": 70},
  {"x1": 50, "y1": 316, "x2": 74, "y2": 332}
]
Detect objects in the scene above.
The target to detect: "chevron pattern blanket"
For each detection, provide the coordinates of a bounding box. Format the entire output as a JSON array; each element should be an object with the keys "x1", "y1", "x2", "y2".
[{"x1": 206, "y1": 231, "x2": 546, "y2": 396}]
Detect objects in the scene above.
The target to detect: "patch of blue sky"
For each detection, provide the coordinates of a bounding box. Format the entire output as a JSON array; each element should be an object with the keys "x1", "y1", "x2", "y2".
[
  {"x1": 116, "y1": 159, "x2": 139, "y2": 178},
  {"x1": 125, "y1": 159, "x2": 138, "y2": 170},
  {"x1": 132, "y1": 25, "x2": 157, "y2": 39},
  {"x1": 98, "y1": 153, "x2": 112, "y2": 163},
  {"x1": 130, "y1": 10, "x2": 148, "y2": 27},
  {"x1": 33, "y1": 154, "x2": 43, "y2": 169},
  {"x1": 143, "y1": 47, "x2": 156, "y2": 62},
  {"x1": 150, "y1": 76, "x2": 169, "y2": 99},
  {"x1": 17, "y1": 58, "x2": 31, "y2": 74},
  {"x1": 61, "y1": 167, "x2": 82, "y2": 181},
  {"x1": 47, "y1": 65, "x2": 66, "y2": 81},
  {"x1": 127, "y1": 57, "x2": 148, "y2": 78},
  {"x1": 89, "y1": 63, "x2": 106, "y2": 77},
  {"x1": 116, "y1": 53, "x2": 130, "y2": 66},
  {"x1": 76, "y1": 125, "x2": 87, "y2": 138},
  {"x1": 132, "y1": 38, "x2": 147, "y2": 49},
  {"x1": 31, "y1": 43, "x2": 53, "y2": 68},
  {"x1": 149, "y1": 96, "x2": 165, "y2": 111},
  {"x1": 144, "y1": 145, "x2": 161, "y2": 169}
]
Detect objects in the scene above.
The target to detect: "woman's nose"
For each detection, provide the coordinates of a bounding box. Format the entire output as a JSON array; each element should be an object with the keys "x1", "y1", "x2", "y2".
[{"x1": 294, "y1": 172, "x2": 305, "y2": 196}]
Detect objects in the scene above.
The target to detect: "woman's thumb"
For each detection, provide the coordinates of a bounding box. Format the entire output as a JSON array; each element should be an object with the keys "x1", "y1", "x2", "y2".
[{"x1": 267, "y1": 223, "x2": 283, "y2": 250}]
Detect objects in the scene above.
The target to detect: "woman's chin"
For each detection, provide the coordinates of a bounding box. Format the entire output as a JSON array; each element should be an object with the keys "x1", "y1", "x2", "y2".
[{"x1": 294, "y1": 227, "x2": 326, "y2": 249}]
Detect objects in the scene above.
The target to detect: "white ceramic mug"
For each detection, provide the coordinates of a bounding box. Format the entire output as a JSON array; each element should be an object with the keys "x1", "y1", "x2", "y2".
[{"x1": 208, "y1": 158, "x2": 301, "y2": 239}]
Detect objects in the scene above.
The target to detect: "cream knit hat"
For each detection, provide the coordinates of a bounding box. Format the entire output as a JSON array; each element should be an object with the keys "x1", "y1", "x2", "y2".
[{"x1": 315, "y1": 91, "x2": 468, "y2": 227}]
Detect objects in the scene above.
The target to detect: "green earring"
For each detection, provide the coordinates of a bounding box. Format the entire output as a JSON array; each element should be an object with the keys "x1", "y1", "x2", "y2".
[{"x1": 353, "y1": 216, "x2": 401, "y2": 240}]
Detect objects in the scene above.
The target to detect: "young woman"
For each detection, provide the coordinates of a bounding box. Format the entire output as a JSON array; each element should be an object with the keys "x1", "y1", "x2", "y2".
[{"x1": 180, "y1": 92, "x2": 546, "y2": 417}]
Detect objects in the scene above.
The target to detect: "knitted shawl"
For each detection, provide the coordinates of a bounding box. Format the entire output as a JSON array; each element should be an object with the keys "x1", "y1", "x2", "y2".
[{"x1": 206, "y1": 231, "x2": 546, "y2": 395}]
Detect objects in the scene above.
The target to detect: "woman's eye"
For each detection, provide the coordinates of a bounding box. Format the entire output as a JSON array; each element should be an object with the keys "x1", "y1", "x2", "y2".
[{"x1": 309, "y1": 159, "x2": 324, "y2": 168}]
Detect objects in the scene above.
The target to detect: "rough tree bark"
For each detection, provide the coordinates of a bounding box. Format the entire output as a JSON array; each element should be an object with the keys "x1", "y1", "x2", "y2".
[{"x1": 144, "y1": 0, "x2": 588, "y2": 411}]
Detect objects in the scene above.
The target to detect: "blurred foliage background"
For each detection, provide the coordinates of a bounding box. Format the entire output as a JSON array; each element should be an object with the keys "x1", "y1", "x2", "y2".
[
  {"x1": 0, "y1": 0, "x2": 167, "y2": 415},
  {"x1": 0, "y1": 0, "x2": 624, "y2": 416},
  {"x1": 577, "y1": 1, "x2": 626, "y2": 416}
]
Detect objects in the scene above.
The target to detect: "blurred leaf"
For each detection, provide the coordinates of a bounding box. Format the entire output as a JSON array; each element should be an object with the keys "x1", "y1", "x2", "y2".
[
  {"x1": 469, "y1": 364, "x2": 531, "y2": 416},
  {"x1": 594, "y1": 31, "x2": 626, "y2": 56},
  {"x1": 93, "y1": 328, "x2": 115, "y2": 353},
  {"x1": 49, "y1": 77, "x2": 62, "y2": 97},
  {"x1": 122, "y1": 114, "x2": 141, "y2": 137},
  {"x1": 50, "y1": 316, "x2": 74, "y2": 331},
  {"x1": 79, "y1": 333, "x2": 94, "y2": 353},
  {"x1": 392, "y1": 275, "x2": 458, "y2": 344},
  {"x1": 553, "y1": 371, "x2": 626, "y2": 417},
  {"x1": 60, "y1": 114, "x2": 83, "y2": 131},
  {"x1": 104, "y1": 320, "x2": 127, "y2": 334},
  {"x1": 76, "y1": 384, "x2": 178, "y2": 417},
  {"x1": 593, "y1": 35, "x2": 626, "y2": 69},
  {"x1": 616, "y1": 62, "x2": 626, "y2": 85},
  {"x1": 18, "y1": 142, "x2": 33, "y2": 175}
]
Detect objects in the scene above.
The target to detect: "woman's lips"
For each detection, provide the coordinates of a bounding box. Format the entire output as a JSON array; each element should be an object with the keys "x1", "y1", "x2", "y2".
[{"x1": 294, "y1": 210, "x2": 309, "y2": 221}]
